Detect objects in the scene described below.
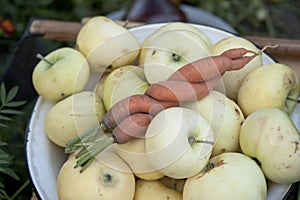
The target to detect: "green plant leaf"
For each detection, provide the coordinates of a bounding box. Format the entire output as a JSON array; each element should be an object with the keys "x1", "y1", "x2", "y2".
[
  {"x1": 0, "y1": 159, "x2": 11, "y2": 165},
  {"x1": 0, "y1": 109, "x2": 23, "y2": 115},
  {"x1": 0, "y1": 143, "x2": 19, "y2": 181},
  {"x1": 5, "y1": 86, "x2": 19, "y2": 103},
  {"x1": 0, "y1": 83, "x2": 6, "y2": 106},
  {"x1": 0, "y1": 123, "x2": 7, "y2": 128},
  {"x1": 0, "y1": 153, "x2": 10, "y2": 159},
  {"x1": 0, "y1": 167, "x2": 19, "y2": 180},
  {"x1": 0, "y1": 186, "x2": 10, "y2": 200},
  {"x1": 4, "y1": 101, "x2": 26, "y2": 108},
  {"x1": 0, "y1": 142, "x2": 8, "y2": 146},
  {"x1": 0, "y1": 114, "x2": 12, "y2": 121}
]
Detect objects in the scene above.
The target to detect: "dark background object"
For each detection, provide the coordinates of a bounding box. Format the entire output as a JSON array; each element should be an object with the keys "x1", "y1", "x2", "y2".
[
  {"x1": 0, "y1": 18, "x2": 46, "y2": 101},
  {"x1": 124, "y1": 0, "x2": 187, "y2": 23}
]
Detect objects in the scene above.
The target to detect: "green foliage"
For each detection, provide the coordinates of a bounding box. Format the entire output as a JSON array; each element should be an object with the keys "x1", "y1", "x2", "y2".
[
  {"x1": 0, "y1": 83, "x2": 29, "y2": 199},
  {"x1": 0, "y1": 142, "x2": 19, "y2": 180},
  {"x1": 184, "y1": 0, "x2": 300, "y2": 38},
  {"x1": 0, "y1": 142, "x2": 19, "y2": 200},
  {"x1": 0, "y1": 83, "x2": 26, "y2": 127}
]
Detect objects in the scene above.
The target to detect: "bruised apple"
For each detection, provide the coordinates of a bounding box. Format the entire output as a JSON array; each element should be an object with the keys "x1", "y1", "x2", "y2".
[
  {"x1": 239, "y1": 108, "x2": 300, "y2": 184},
  {"x1": 183, "y1": 152, "x2": 267, "y2": 200}
]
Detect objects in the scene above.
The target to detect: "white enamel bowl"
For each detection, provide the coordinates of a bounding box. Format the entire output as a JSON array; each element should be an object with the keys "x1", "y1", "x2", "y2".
[{"x1": 25, "y1": 23, "x2": 299, "y2": 200}]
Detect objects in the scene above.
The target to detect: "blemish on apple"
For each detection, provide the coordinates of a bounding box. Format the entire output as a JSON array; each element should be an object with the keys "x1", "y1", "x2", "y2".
[
  {"x1": 234, "y1": 108, "x2": 241, "y2": 117},
  {"x1": 277, "y1": 126, "x2": 281, "y2": 131},
  {"x1": 102, "y1": 171, "x2": 116, "y2": 186},
  {"x1": 60, "y1": 93, "x2": 66, "y2": 98},
  {"x1": 205, "y1": 159, "x2": 225, "y2": 172},
  {"x1": 171, "y1": 53, "x2": 180, "y2": 61},
  {"x1": 292, "y1": 141, "x2": 299, "y2": 153},
  {"x1": 151, "y1": 50, "x2": 156, "y2": 56}
]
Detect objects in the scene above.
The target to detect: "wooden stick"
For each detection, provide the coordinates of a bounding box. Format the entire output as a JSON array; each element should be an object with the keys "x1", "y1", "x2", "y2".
[
  {"x1": 244, "y1": 36, "x2": 300, "y2": 57},
  {"x1": 29, "y1": 19, "x2": 83, "y2": 42},
  {"x1": 29, "y1": 19, "x2": 300, "y2": 58},
  {"x1": 29, "y1": 19, "x2": 143, "y2": 42}
]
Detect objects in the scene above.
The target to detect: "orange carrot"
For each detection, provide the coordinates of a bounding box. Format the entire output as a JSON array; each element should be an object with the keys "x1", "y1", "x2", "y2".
[
  {"x1": 103, "y1": 94, "x2": 178, "y2": 130},
  {"x1": 145, "y1": 78, "x2": 219, "y2": 102},
  {"x1": 66, "y1": 47, "x2": 258, "y2": 172},
  {"x1": 104, "y1": 48, "x2": 257, "y2": 129},
  {"x1": 168, "y1": 48, "x2": 257, "y2": 83},
  {"x1": 112, "y1": 113, "x2": 152, "y2": 144}
]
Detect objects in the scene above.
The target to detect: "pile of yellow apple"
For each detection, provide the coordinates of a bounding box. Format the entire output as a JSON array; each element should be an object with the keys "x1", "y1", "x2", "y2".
[{"x1": 31, "y1": 16, "x2": 300, "y2": 200}]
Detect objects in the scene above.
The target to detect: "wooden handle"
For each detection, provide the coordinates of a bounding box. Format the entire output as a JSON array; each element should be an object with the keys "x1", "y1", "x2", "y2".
[
  {"x1": 29, "y1": 19, "x2": 83, "y2": 42},
  {"x1": 29, "y1": 19, "x2": 143, "y2": 42},
  {"x1": 29, "y1": 19, "x2": 300, "y2": 57},
  {"x1": 244, "y1": 36, "x2": 300, "y2": 58}
]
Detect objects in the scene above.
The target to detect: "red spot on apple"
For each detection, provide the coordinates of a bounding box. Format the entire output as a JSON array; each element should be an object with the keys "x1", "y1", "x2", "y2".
[{"x1": 235, "y1": 108, "x2": 241, "y2": 116}]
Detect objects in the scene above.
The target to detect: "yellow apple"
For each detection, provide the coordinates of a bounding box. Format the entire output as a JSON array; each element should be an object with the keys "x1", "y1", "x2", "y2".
[
  {"x1": 141, "y1": 28, "x2": 211, "y2": 84},
  {"x1": 102, "y1": 65, "x2": 150, "y2": 110},
  {"x1": 239, "y1": 108, "x2": 300, "y2": 184},
  {"x1": 212, "y1": 36, "x2": 263, "y2": 101},
  {"x1": 182, "y1": 90, "x2": 244, "y2": 156},
  {"x1": 44, "y1": 91, "x2": 105, "y2": 147},
  {"x1": 145, "y1": 107, "x2": 214, "y2": 179},
  {"x1": 114, "y1": 138, "x2": 164, "y2": 181},
  {"x1": 159, "y1": 176, "x2": 186, "y2": 192},
  {"x1": 76, "y1": 16, "x2": 140, "y2": 72},
  {"x1": 57, "y1": 150, "x2": 135, "y2": 200},
  {"x1": 183, "y1": 153, "x2": 267, "y2": 200},
  {"x1": 32, "y1": 47, "x2": 90, "y2": 102},
  {"x1": 139, "y1": 22, "x2": 212, "y2": 65},
  {"x1": 134, "y1": 179, "x2": 182, "y2": 200},
  {"x1": 237, "y1": 63, "x2": 300, "y2": 117}
]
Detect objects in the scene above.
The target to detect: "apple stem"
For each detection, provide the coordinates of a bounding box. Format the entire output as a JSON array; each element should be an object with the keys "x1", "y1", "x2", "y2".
[
  {"x1": 172, "y1": 53, "x2": 180, "y2": 61},
  {"x1": 188, "y1": 136, "x2": 214, "y2": 145},
  {"x1": 122, "y1": 20, "x2": 129, "y2": 28},
  {"x1": 286, "y1": 97, "x2": 300, "y2": 104},
  {"x1": 36, "y1": 53, "x2": 54, "y2": 66}
]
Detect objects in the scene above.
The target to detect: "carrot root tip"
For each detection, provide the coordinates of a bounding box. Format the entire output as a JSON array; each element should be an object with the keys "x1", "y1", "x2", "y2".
[{"x1": 258, "y1": 44, "x2": 279, "y2": 55}]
